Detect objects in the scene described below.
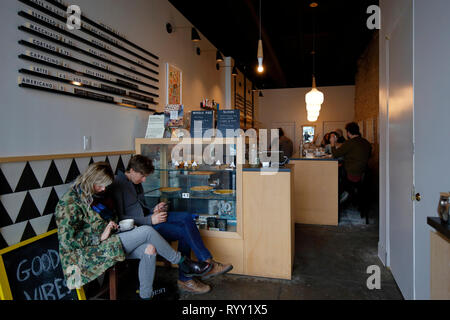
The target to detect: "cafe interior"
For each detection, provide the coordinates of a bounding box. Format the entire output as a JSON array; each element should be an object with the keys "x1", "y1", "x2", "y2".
[{"x1": 0, "y1": 0, "x2": 449, "y2": 301}]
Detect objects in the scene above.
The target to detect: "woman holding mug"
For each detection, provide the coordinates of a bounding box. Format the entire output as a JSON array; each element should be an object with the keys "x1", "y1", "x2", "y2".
[{"x1": 55, "y1": 162, "x2": 211, "y2": 300}]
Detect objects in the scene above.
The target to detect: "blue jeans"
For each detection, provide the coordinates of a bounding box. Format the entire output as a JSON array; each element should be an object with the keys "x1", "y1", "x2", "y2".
[{"x1": 153, "y1": 211, "x2": 212, "y2": 281}]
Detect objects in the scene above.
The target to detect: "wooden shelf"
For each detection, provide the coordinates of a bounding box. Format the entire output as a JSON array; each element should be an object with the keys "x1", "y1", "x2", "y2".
[{"x1": 0, "y1": 150, "x2": 135, "y2": 164}]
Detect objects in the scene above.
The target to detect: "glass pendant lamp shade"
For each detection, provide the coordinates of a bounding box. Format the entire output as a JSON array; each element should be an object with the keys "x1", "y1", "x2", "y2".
[
  {"x1": 305, "y1": 76, "x2": 324, "y2": 122},
  {"x1": 257, "y1": 39, "x2": 264, "y2": 73},
  {"x1": 257, "y1": 0, "x2": 264, "y2": 73}
]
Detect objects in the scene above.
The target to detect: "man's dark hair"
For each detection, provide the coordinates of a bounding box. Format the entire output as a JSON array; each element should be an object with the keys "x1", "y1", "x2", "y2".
[
  {"x1": 345, "y1": 122, "x2": 361, "y2": 136},
  {"x1": 278, "y1": 128, "x2": 285, "y2": 137},
  {"x1": 126, "y1": 155, "x2": 155, "y2": 175}
]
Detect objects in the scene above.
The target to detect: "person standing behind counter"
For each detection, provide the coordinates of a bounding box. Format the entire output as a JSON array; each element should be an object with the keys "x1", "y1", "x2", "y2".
[
  {"x1": 108, "y1": 155, "x2": 233, "y2": 295},
  {"x1": 55, "y1": 162, "x2": 212, "y2": 300}
]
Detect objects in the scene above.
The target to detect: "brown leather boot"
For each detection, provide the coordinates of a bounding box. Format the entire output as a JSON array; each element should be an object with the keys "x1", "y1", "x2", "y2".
[
  {"x1": 201, "y1": 259, "x2": 233, "y2": 280},
  {"x1": 177, "y1": 279, "x2": 211, "y2": 294}
]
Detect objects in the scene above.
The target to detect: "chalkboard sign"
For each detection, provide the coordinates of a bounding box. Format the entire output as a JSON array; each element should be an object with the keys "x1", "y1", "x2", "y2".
[
  {"x1": 217, "y1": 110, "x2": 241, "y2": 137},
  {"x1": 190, "y1": 110, "x2": 214, "y2": 138},
  {"x1": 0, "y1": 230, "x2": 85, "y2": 300}
]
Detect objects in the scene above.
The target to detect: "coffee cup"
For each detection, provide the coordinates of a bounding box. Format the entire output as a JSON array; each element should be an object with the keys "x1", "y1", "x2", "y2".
[{"x1": 119, "y1": 219, "x2": 134, "y2": 232}]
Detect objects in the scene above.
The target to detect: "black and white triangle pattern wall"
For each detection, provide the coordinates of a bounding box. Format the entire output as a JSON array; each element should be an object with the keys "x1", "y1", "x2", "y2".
[{"x1": 0, "y1": 154, "x2": 132, "y2": 250}]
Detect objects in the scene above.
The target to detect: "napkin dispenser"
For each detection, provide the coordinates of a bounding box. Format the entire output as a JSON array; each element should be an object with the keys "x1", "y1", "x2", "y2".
[{"x1": 437, "y1": 192, "x2": 450, "y2": 224}]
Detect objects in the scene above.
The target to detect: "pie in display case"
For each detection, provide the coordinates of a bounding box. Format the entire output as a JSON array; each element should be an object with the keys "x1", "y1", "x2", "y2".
[{"x1": 136, "y1": 138, "x2": 243, "y2": 236}]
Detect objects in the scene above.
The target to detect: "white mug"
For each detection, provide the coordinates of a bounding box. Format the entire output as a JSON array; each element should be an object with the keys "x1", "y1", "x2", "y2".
[{"x1": 119, "y1": 219, "x2": 134, "y2": 232}]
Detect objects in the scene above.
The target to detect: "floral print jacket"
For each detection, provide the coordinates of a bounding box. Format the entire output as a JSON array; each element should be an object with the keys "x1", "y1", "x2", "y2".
[{"x1": 55, "y1": 187, "x2": 125, "y2": 289}]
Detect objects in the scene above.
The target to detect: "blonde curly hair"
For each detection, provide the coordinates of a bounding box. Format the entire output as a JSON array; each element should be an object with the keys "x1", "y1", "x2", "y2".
[{"x1": 72, "y1": 162, "x2": 114, "y2": 206}]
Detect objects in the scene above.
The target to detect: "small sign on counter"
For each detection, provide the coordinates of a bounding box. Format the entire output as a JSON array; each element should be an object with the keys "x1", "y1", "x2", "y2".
[{"x1": 145, "y1": 114, "x2": 165, "y2": 138}]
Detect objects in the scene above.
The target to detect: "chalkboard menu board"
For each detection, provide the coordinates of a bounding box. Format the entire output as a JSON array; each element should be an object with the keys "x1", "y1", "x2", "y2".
[
  {"x1": 0, "y1": 230, "x2": 84, "y2": 300},
  {"x1": 190, "y1": 110, "x2": 214, "y2": 138},
  {"x1": 217, "y1": 110, "x2": 241, "y2": 137}
]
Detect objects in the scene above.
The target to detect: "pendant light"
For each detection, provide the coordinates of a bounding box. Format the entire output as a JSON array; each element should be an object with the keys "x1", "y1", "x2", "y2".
[
  {"x1": 305, "y1": 75, "x2": 323, "y2": 122},
  {"x1": 305, "y1": 3, "x2": 324, "y2": 122},
  {"x1": 257, "y1": 0, "x2": 264, "y2": 73}
]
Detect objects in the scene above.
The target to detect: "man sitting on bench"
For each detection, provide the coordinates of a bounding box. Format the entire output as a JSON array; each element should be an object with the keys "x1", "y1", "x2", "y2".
[{"x1": 108, "y1": 155, "x2": 233, "y2": 295}]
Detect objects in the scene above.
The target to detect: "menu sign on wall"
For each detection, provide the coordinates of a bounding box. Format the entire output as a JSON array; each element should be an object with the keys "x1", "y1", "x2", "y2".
[
  {"x1": 16, "y1": 0, "x2": 160, "y2": 111},
  {"x1": 217, "y1": 110, "x2": 241, "y2": 137}
]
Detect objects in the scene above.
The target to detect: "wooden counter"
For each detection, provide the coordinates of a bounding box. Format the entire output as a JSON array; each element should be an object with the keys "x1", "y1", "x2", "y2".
[
  {"x1": 290, "y1": 156, "x2": 339, "y2": 226},
  {"x1": 136, "y1": 138, "x2": 295, "y2": 280},
  {"x1": 199, "y1": 166, "x2": 295, "y2": 280},
  {"x1": 428, "y1": 217, "x2": 450, "y2": 299},
  {"x1": 242, "y1": 165, "x2": 295, "y2": 280}
]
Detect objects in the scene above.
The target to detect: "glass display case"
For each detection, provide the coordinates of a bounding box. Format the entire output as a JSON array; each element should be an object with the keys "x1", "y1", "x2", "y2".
[{"x1": 136, "y1": 138, "x2": 242, "y2": 235}]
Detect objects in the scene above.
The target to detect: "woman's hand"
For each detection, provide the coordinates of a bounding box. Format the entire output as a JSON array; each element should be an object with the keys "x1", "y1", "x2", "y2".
[{"x1": 100, "y1": 221, "x2": 118, "y2": 242}]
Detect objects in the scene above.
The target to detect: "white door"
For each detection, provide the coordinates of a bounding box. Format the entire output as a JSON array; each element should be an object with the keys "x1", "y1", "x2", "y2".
[
  {"x1": 387, "y1": 3, "x2": 415, "y2": 300},
  {"x1": 272, "y1": 122, "x2": 296, "y2": 153}
]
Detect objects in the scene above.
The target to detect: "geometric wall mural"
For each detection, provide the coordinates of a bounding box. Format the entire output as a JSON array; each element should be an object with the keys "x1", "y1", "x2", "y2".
[{"x1": 0, "y1": 154, "x2": 132, "y2": 250}]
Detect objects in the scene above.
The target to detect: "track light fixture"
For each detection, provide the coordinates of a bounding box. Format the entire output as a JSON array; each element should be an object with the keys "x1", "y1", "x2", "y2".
[
  {"x1": 251, "y1": 86, "x2": 264, "y2": 97},
  {"x1": 216, "y1": 64, "x2": 238, "y2": 77},
  {"x1": 216, "y1": 51, "x2": 224, "y2": 62},
  {"x1": 200, "y1": 49, "x2": 224, "y2": 63},
  {"x1": 191, "y1": 28, "x2": 201, "y2": 42},
  {"x1": 166, "y1": 23, "x2": 202, "y2": 42}
]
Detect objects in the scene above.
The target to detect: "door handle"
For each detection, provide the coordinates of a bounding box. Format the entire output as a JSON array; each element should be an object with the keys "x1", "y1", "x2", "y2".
[{"x1": 415, "y1": 193, "x2": 422, "y2": 202}]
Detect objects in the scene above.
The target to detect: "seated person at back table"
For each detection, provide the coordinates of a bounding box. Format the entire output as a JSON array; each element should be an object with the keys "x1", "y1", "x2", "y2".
[
  {"x1": 108, "y1": 155, "x2": 233, "y2": 295},
  {"x1": 334, "y1": 129, "x2": 346, "y2": 142},
  {"x1": 278, "y1": 128, "x2": 294, "y2": 158},
  {"x1": 330, "y1": 122, "x2": 372, "y2": 203},
  {"x1": 321, "y1": 132, "x2": 332, "y2": 154}
]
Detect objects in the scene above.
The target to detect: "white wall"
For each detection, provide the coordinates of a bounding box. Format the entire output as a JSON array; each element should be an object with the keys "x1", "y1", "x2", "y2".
[
  {"x1": 0, "y1": 0, "x2": 227, "y2": 157},
  {"x1": 257, "y1": 86, "x2": 355, "y2": 152},
  {"x1": 413, "y1": 0, "x2": 450, "y2": 300},
  {"x1": 380, "y1": 0, "x2": 450, "y2": 300}
]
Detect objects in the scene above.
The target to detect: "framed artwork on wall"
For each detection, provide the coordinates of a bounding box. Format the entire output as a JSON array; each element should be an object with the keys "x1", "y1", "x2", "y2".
[{"x1": 166, "y1": 63, "x2": 182, "y2": 105}]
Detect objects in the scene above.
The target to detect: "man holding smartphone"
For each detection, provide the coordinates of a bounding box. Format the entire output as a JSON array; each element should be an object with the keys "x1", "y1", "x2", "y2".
[{"x1": 108, "y1": 155, "x2": 233, "y2": 294}]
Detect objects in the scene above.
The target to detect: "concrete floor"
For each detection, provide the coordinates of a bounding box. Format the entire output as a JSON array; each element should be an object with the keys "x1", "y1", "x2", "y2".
[{"x1": 92, "y1": 204, "x2": 403, "y2": 300}]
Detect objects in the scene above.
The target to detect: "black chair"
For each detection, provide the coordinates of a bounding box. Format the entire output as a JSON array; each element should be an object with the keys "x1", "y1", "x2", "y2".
[{"x1": 346, "y1": 170, "x2": 370, "y2": 224}]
